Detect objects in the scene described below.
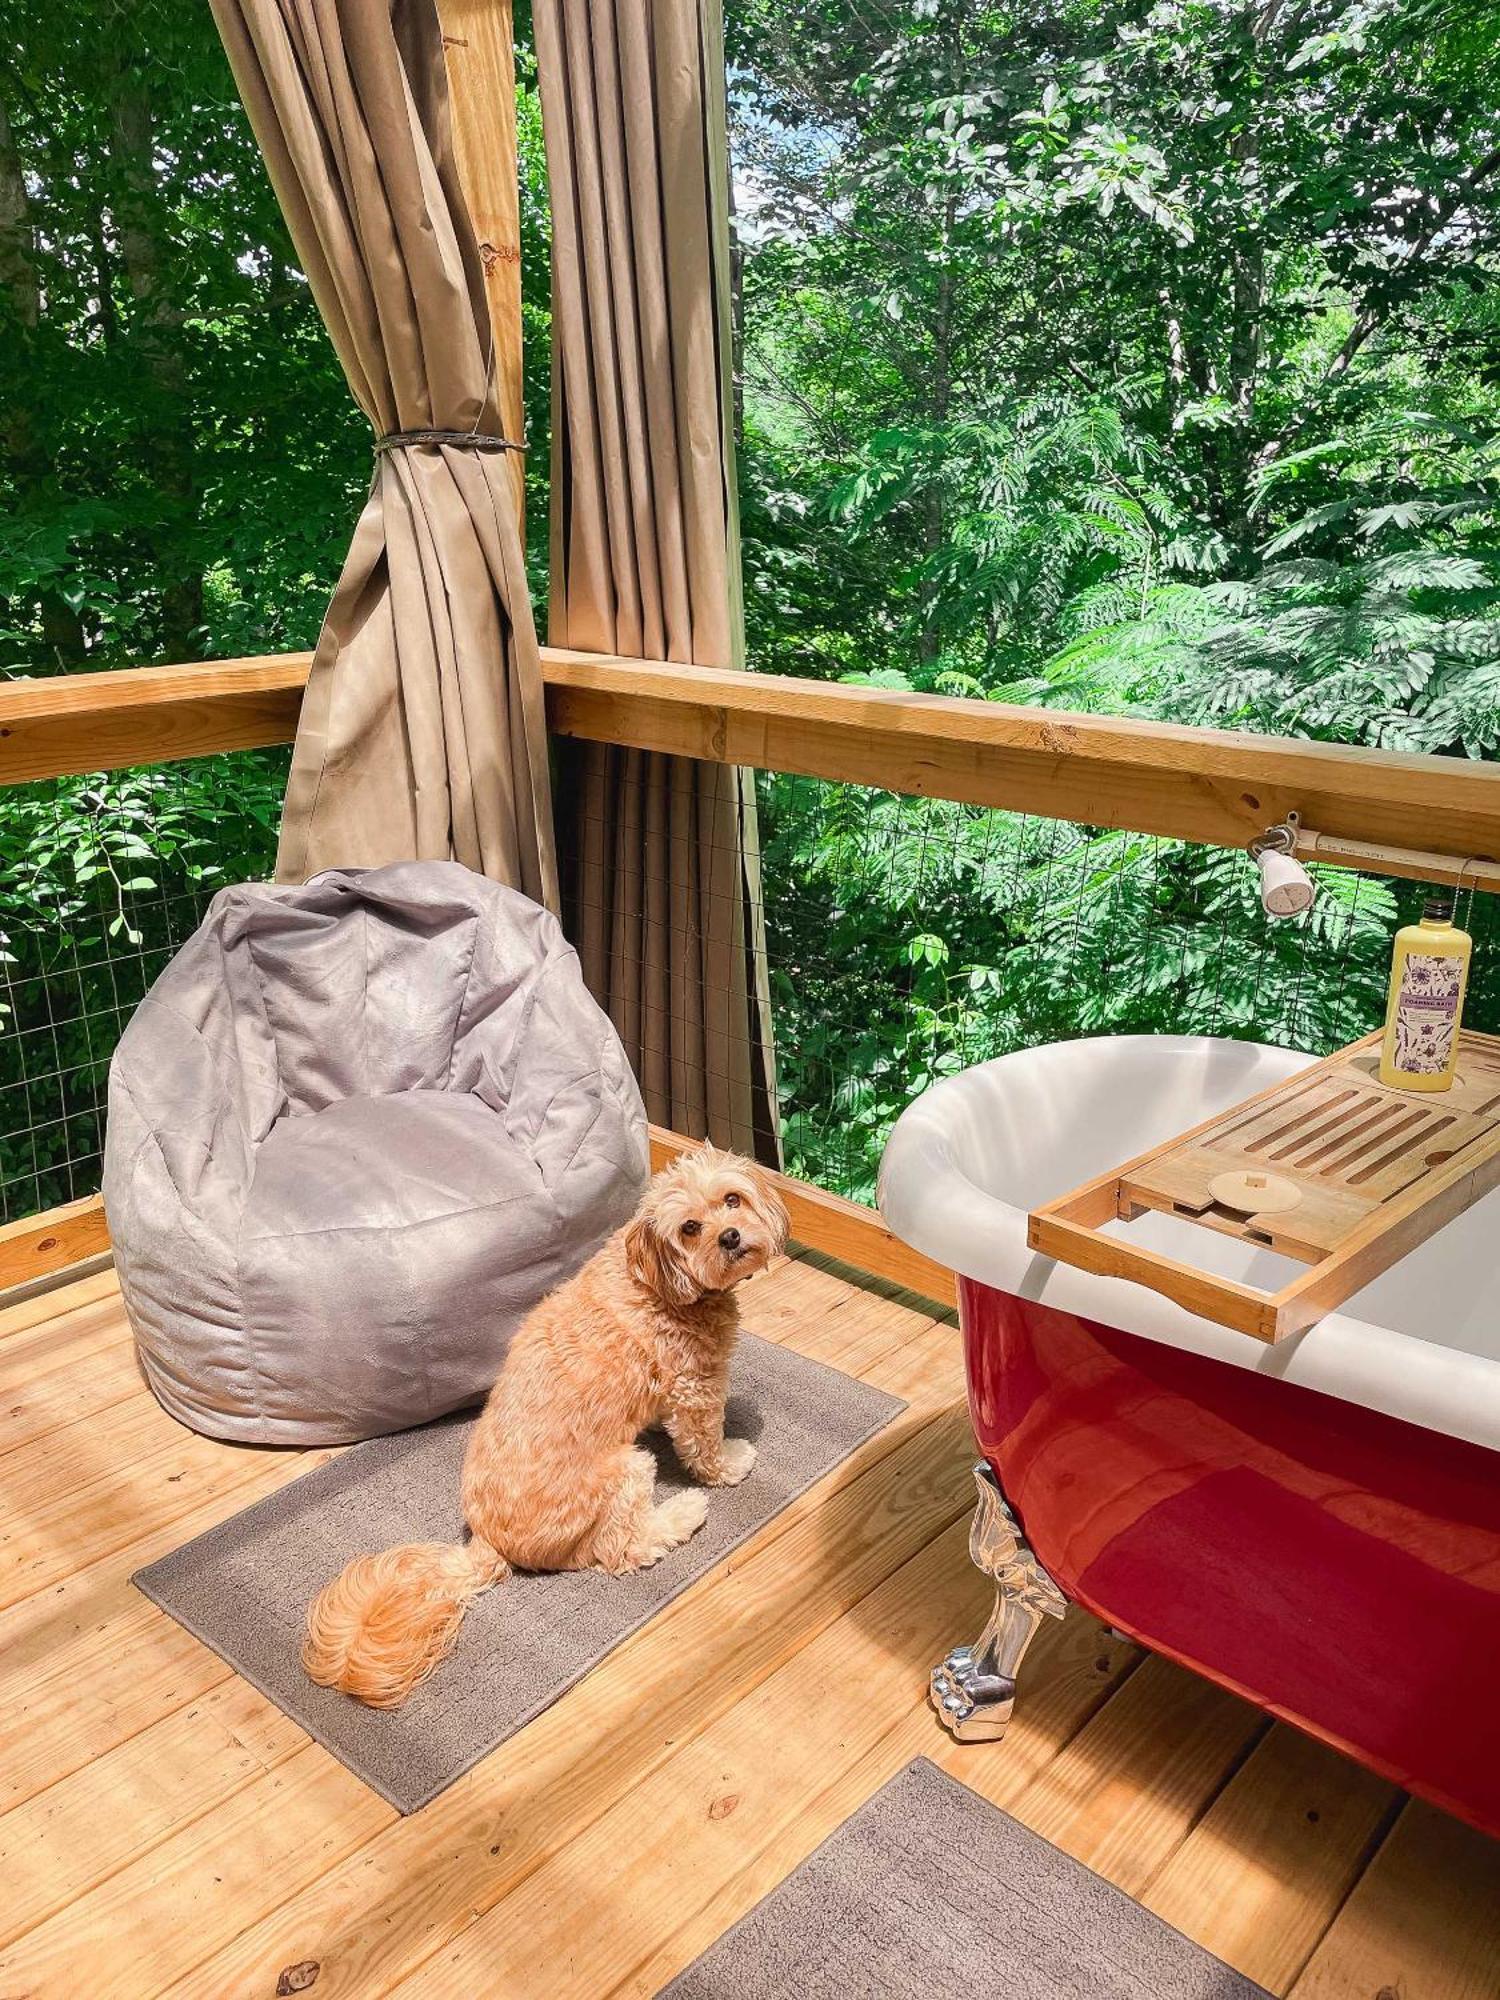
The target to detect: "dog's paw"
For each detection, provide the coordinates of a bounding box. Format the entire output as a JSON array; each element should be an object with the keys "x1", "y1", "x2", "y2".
[
  {"x1": 652, "y1": 1489, "x2": 710, "y2": 1546},
  {"x1": 715, "y1": 1437, "x2": 758, "y2": 1487}
]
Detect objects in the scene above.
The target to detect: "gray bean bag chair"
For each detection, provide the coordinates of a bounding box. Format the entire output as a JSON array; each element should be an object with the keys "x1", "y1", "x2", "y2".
[{"x1": 103, "y1": 861, "x2": 649, "y2": 1445}]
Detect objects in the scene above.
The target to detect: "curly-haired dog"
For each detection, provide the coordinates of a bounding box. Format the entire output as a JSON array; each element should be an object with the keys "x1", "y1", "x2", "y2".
[{"x1": 302, "y1": 1145, "x2": 790, "y2": 1708}]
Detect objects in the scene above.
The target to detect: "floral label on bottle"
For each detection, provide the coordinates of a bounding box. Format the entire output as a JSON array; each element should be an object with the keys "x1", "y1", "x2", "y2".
[{"x1": 1392, "y1": 952, "x2": 1463, "y2": 1074}]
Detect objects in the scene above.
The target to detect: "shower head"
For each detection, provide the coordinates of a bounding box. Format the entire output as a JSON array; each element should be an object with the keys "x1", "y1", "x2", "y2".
[{"x1": 1250, "y1": 821, "x2": 1316, "y2": 919}]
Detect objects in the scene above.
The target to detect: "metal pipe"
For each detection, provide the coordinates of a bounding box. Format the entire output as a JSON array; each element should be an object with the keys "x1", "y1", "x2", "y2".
[{"x1": 1295, "y1": 826, "x2": 1500, "y2": 895}]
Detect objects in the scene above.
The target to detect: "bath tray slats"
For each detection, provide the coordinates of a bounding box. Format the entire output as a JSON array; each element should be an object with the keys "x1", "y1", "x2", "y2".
[{"x1": 1028, "y1": 1030, "x2": 1500, "y2": 1342}]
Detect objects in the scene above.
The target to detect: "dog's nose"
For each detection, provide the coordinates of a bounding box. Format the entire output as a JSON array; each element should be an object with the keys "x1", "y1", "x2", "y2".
[{"x1": 718, "y1": 1227, "x2": 741, "y2": 1251}]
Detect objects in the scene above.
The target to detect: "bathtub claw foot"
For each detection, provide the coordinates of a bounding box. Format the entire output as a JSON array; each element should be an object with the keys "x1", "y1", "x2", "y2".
[{"x1": 930, "y1": 1463, "x2": 1067, "y2": 1744}]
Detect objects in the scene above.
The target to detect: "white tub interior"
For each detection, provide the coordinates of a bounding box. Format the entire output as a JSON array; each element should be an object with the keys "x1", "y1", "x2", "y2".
[{"x1": 878, "y1": 1035, "x2": 1500, "y2": 1449}]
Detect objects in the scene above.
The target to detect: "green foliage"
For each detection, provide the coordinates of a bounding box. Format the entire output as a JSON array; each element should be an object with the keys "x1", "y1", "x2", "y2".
[
  {"x1": 4, "y1": 0, "x2": 1500, "y2": 1216},
  {"x1": 761, "y1": 776, "x2": 1395, "y2": 1198},
  {"x1": 0, "y1": 753, "x2": 286, "y2": 1214},
  {"x1": 732, "y1": 0, "x2": 1500, "y2": 1193},
  {"x1": 0, "y1": 3, "x2": 554, "y2": 1218}
]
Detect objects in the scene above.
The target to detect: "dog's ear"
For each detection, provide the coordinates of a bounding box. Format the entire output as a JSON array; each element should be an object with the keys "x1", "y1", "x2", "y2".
[
  {"x1": 625, "y1": 1210, "x2": 700, "y2": 1305},
  {"x1": 745, "y1": 1164, "x2": 791, "y2": 1257}
]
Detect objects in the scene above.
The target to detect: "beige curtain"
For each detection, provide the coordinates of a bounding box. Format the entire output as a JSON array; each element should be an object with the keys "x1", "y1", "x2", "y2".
[
  {"x1": 536, "y1": 0, "x2": 779, "y2": 1161},
  {"x1": 211, "y1": 0, "x2": 556, "y2": 903}
]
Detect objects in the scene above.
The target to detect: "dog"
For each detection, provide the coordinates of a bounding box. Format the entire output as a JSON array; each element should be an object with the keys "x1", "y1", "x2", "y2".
[{"x1": 301, "y1": 1144, "x2": 790, "y2": 1708}]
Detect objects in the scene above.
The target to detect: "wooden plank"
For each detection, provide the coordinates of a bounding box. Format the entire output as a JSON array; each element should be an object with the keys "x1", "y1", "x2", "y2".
[
  {"x1": 4, "y1": 1138, "x2": 957, "y2": 1317},
  {"x1": 1027, "y1": 1208, "x2": 1280, "y2": 1340},
  {"x1": 2, "y1": 1256, "x2": 952, "y2": 1976},
  {"x1": 36, "y1": 1320, "x2": 968, "y2": 1998},
  {"x1": 0, "y1": 1195, "x2": 108, "y2": 1294},
  {"x1": 0, "y1": 1255, "x2": 827, "y2": 1813},
  {"x1": 0, "y1": 1255, "x2": 865, "y2": 1809},
  {"x1": 0, "y1": 1677, "x2": 311, "y2": 1950},
  {"x1": 0, "y1": 1330, "x2": 145, "y2": 1457},
  {"x1": 0, "y1": 654, "x2": 309, "y2": 785},
  {"x1": 0, "y1": 1264, "x2": 948, "y2": 1934},
  {"x1": 1001, "y1": 1654, "x2": 1269, "y2": 1901},
  {"x1": 1, "y1": 1477, "x2": 328, "y2": 1817},
  {"x1": 1289, "y1": 1797, "x2": 1500, "y2": 2000},
  {"x1": 543, "y1": 651, "x2": 1500, "y2": 879},
  {"x1": 1144, "y1": 1723, "x2": 1400, "y2": 1993},
  {"x1": 3, "y1": 653, "x2": 1499, "y2": 893},
  {"x1": 437, "y1": 0, "x2": 526, "y2": 526},
  {"x1": 650, "y1": 1125, "x2": 958, "y2": 1309},
  {"x1": 1030, "y1": 1028, "x2": 1500, "y2": 1342},
  {"x1": 0, "y1": 1388, "x2": 302, "y2": 1612},
  {"x1": 374, "y1": 1524, "x2": 1122, "y2": 1999},
  {"x1": 624, "y1": 1608, "x2": 1137, "y2": 2000},
  {"x1": 0, "y1": 1736, "x2": 387, "y2": 2000},
  {"x1": 3, "y1": 1250, "x2": 1478, "y2": 1998},
  {"x1": 0, "y1": 1266, "x2": 120, "y2": 1356},
  {"x1": 1271, "y1": 1105, "x2": 1500, "y2": 1335}
]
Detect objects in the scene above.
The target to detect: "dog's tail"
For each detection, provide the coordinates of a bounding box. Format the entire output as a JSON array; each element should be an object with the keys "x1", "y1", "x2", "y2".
[{"x1": 302, "y1": 1536, "x2": 509, "y2": 1709}]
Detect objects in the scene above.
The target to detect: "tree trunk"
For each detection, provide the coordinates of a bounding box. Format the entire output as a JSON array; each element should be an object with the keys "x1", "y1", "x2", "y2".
[
  {"x1": 1214, "y1": 0, "x2": 1276, "y2": 566},
  {"x1": 89, "y1": 202, "x2": 118, "y2": 348},
  {"x1": 0, "y1": 88, "x2": 89, "y2": 668},
  {"x1": 726, "y1": 136, "x2": 746, "y2": 445},
  {"x1": 0, "y1": 93, "x2": 38, "y2": 333},
  {"x1": 105, "y1": 58, "x2": 203, "y2": 660},
  {"x1": 920, "y1": 189, "x2": 957, "y2": 666}
]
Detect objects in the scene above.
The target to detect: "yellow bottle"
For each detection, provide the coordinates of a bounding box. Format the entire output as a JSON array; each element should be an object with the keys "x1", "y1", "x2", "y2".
[{"x1": 1378, "y1": 896, "x2": 1472, "y2": 1092}]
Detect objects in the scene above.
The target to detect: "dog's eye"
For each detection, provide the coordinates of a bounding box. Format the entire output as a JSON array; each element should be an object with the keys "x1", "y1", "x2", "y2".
[
  {"x1": 681, "y1": 1220, "x2": 701, "y2": 1239},
  {"x1": 723, "y1": 1192, "x2": 741, "y2": 1209}
]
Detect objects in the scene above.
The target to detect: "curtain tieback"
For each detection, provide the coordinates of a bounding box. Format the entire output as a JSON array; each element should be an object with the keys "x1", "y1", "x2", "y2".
[{"x1": 373, "y1": 428, "x2": 526, "y2": 455}]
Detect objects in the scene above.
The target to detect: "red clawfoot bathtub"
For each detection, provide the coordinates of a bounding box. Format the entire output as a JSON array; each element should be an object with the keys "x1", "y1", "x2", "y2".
[{"x1": 878, "y1": 1035, "x2": 1500, "y2": 1839}]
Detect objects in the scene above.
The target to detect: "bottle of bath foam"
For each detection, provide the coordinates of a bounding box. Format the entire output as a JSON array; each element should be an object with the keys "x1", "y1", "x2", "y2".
[{"x1": 1379, "y1": 895, "x2": 1472, "y2": 1092}]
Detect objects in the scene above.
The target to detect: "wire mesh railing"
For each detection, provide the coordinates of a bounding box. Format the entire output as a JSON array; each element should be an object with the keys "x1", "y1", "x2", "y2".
[
  {"x1": 566, "y1": 765, "x2": 1500, "y2": 1203},
  {"x1": 2, "y1": 743, "x2": 1497, "y2": 1225},
  {"x1": 0, "y1": 750, "x2": 287, "y2": 1224},
  {"x1": 756, "y1": 772, "x2": 1500, "y2": 1200}
]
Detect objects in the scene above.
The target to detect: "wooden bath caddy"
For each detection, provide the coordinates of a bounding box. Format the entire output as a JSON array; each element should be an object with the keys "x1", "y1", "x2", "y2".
[{"x1": 1028, "y1": 1029, "x2": 1500, "y2": 1343}]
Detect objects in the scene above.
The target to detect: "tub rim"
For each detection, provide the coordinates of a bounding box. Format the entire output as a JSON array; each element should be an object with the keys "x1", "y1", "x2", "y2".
[{"x1": 877, "y1": 1032, "x2": 1500, "y2": 1452}]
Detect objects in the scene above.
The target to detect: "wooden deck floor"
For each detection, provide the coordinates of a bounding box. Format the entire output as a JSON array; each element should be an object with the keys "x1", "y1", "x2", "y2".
[{"x1": 3, "y1": 1249, "x2": 1498, "y2": 1998}]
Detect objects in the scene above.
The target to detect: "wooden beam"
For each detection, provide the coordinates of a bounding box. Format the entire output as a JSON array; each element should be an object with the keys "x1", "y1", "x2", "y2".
[
  {"x1": 2, "y1": 1147, "x2": 955, "y2": 1313},
  {"x1": 0, "y1": 655, "x2": 309, "y2": 786},
  {"x1": 437, "y1": 0, "x2": 526, "y2": 526},
  {"x1": 0, "y1": 1196, "x2": 109, "y2": 1295},
  {"x1": 4, "y1": 649, "x2": 1500, "y2": 890},
  {"x1": 543, "y1": 652, "x2": 1500, "y2": 883},
  {"x1": 648, "y1": 1127, "x2": 958, "y2": 1309}
]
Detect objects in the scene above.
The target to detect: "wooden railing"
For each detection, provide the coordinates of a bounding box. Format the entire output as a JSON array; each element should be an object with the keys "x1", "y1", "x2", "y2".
[
  {"x1": 5, "y1": 647, "x2": 1500, "y2": 886},
  {"x1": 5, "y1": 643, "x2": 1500, "y2": 1297}
]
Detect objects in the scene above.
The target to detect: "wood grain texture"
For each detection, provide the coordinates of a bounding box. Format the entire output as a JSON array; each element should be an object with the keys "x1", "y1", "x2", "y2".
[
  {"x1": 564, "y1": 1597, "x2": 1137, "y2": 2000},
  {"x1": 4, "y1": 1275, "x2": 961, "y2": 1998},
  {"x1": 0, "y1": 1382, "x2": 315, "y2": 1612},
  {"x1": 0, "y1": 1676, "x2": 309, "y2": 1950},
  {"x1": 0, "y1": 1263, "x2": 116, "y2": 1335},
  {"x1": 378, "y1": 1518, "x2": 989, "y2": 1998},
  {"x1": 1027, "y1": 1207, "x2": 1280, "y2": 1339},
  {"x1": 1, "y1": 1256, "x2": 1491, "y2": 1998},
  {"x1": 4, "y1": 652, "x2": 1499, "y2": 894},
  {"x1": 0, "y1": 1268, "x2": 122, "y2": 1376},
  {"x1": 0, "y1": 1194, "x2": 108, "y2": 1293},
  {"x1": 0, "y1": 1258, "x2": 825, "y2": 1817},
  {"x1": 436, "y1": 0, "x2": 525, "y2": 526},
  {"x1": 1144, "y1": 1724, "x2": 1401, "y2": 1993},
  {"x1": 1031, "y1": 1028, "x2": 1500, "y2": 1340},
  {"x1": 1289, "y1": 1798, "x2": 1500, "y2": 2000},
  {"x1": 0, "y1": 655, "x2": 309, "y2": 784},
  {"x1": 542, "y1": 650, "x2": 1500, "y2": 877},
  {"x1": 1001, "y1": 1653, "x2": 1268, "y2": 1901}
]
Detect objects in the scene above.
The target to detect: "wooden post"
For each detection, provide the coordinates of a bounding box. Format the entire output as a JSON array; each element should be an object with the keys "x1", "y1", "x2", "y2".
[{"x1": 437, "y1": 0, "x2": 526, "y2": 526}]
